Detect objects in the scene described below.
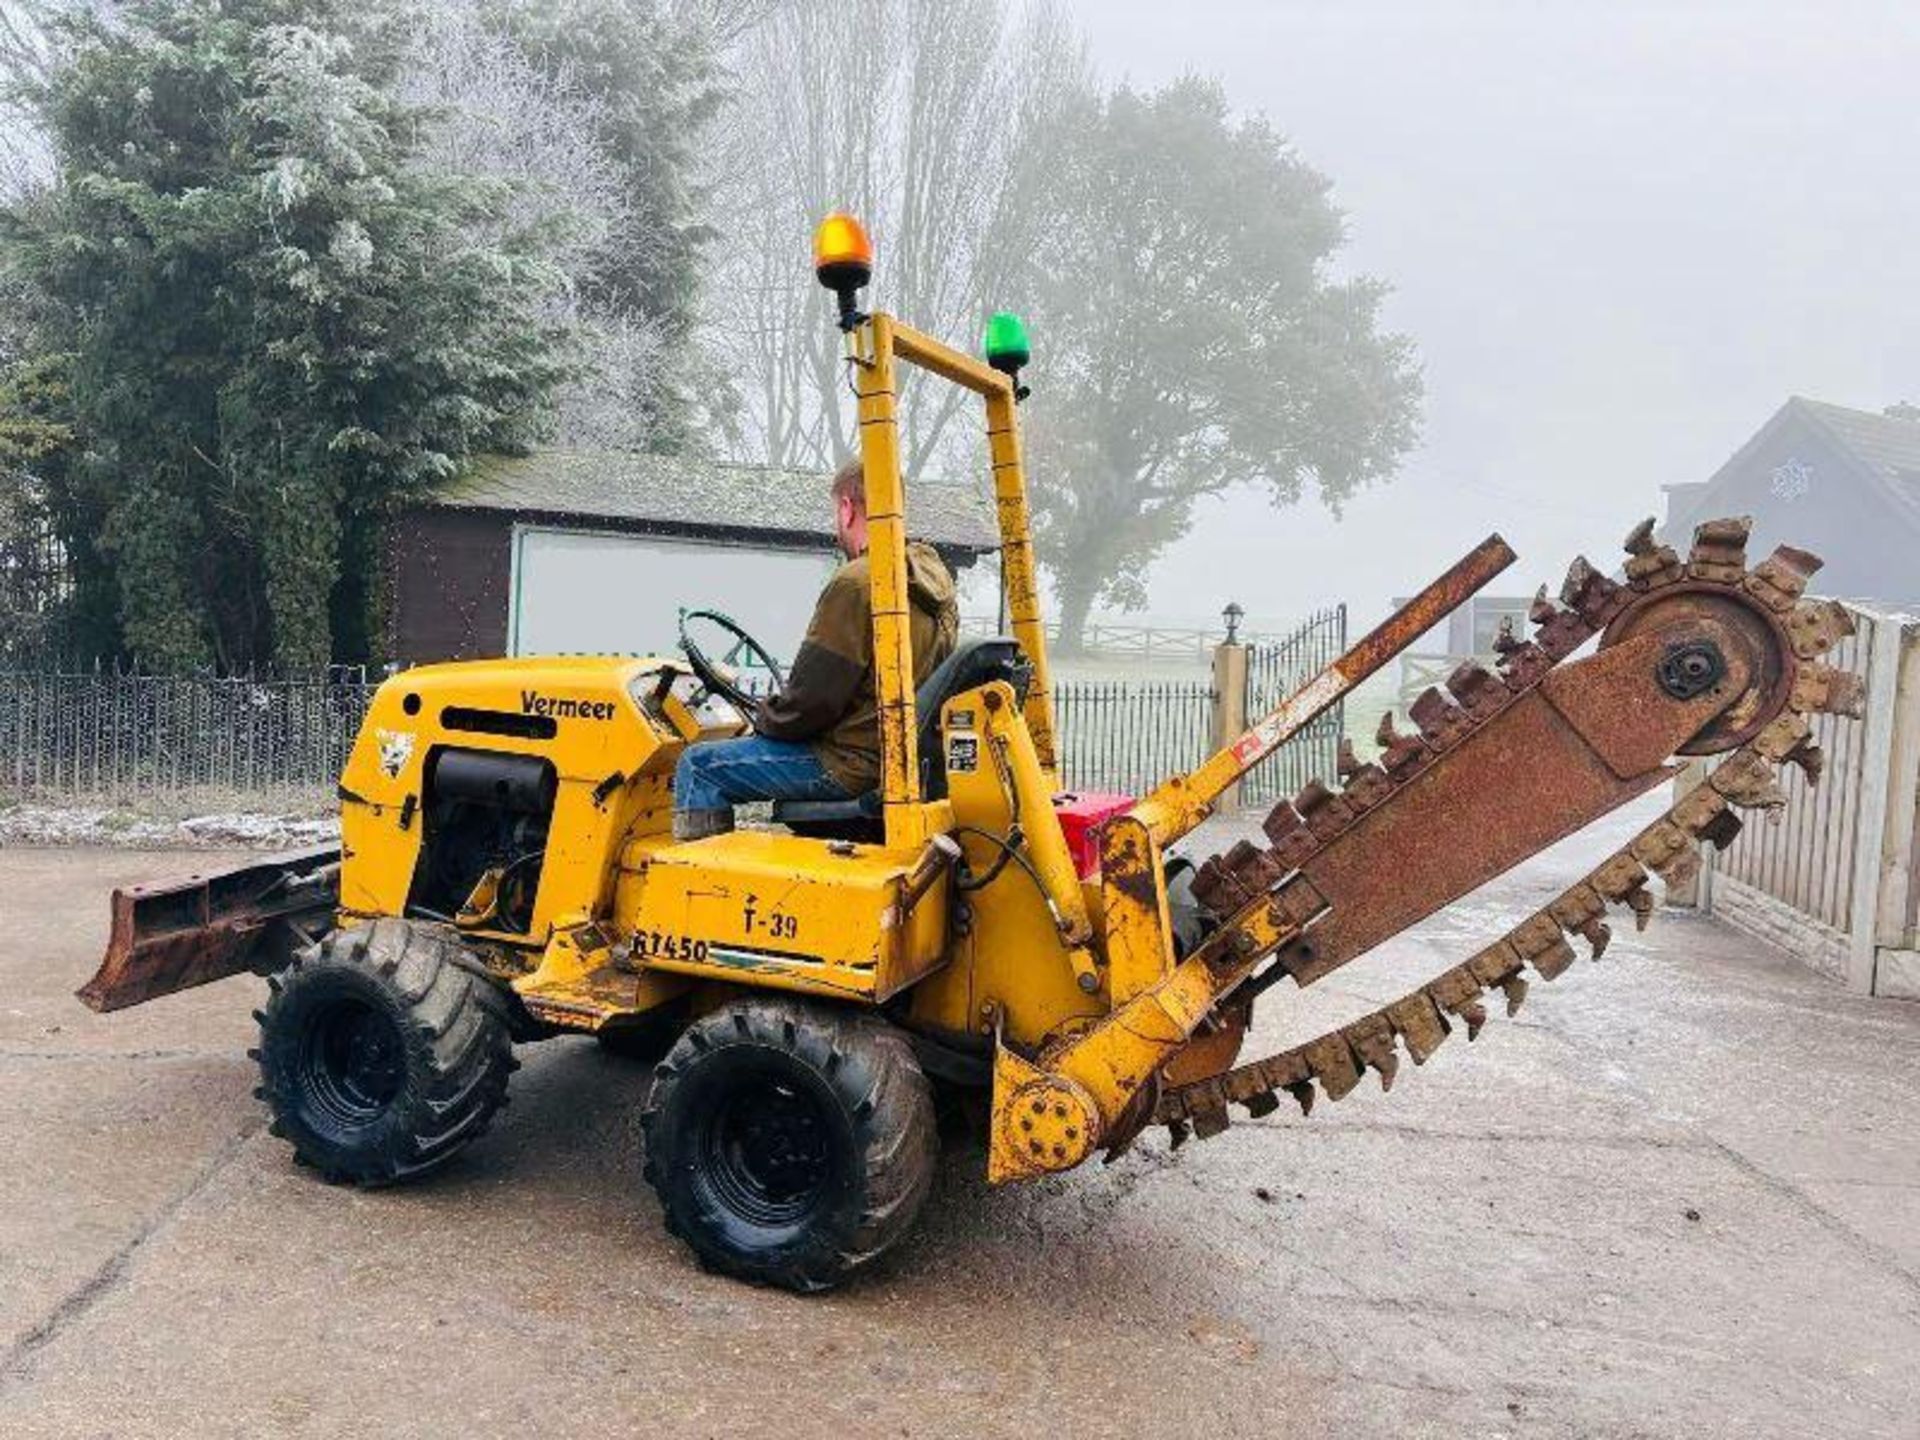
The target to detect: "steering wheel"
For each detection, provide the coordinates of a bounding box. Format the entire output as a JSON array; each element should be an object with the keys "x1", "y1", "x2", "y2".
[{"x1": 678, "y1": 609, "x2": 787, "y2": 716}]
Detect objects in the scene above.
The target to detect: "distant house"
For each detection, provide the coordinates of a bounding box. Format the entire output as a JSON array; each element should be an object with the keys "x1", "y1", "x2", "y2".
[
  {"x1": 384, "y1": 451, "x2": 999, "y2": 665},
  {"x1": 1662, "y1": 397, "x2": 1920, "y2": 606}
]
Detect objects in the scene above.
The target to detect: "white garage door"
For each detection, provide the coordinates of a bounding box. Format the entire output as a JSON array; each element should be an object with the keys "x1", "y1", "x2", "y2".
[{"x1": 508, "y1": 526, "x2": 837, "y2": 668}]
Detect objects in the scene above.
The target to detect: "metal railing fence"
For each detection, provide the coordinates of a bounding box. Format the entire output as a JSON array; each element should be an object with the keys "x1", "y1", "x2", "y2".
[
  {"x1": 1051, "y1": 679, "x2": 1215, "y2": 796},
  {"x1": 4, "y1": 607, "x2": 1344, "y2": 812},
  {"x1": 2, "y1": 665, "x2": 379, "y2": 802}
]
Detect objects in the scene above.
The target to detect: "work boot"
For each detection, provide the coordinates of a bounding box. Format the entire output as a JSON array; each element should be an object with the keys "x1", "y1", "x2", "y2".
[{"x1": 673, "y1": 807, "x2": 734, "y2": 842}]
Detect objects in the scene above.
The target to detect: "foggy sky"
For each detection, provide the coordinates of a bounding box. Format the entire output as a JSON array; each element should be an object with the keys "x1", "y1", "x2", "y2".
[{"x1": 1066, "y1": 0, "x2": 1920, "y2": 631}]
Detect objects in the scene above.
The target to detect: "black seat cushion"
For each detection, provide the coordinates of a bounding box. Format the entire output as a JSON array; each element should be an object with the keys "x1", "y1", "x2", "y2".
[{"x1": 771, "y1": 636, "x2": 1026, "y2": 830}]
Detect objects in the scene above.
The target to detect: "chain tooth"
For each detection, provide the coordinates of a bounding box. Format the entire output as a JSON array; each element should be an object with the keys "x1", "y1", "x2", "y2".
[
  {"x1": 1262, "y1": 798, "x2": 1304, "y2": 842},
  {"x1": 1409, "y1": 686, "x2": 1471, "y2": 749},
  {"x1": 1696, "y1": 809, "x2": 1745, "y2": 850},
  {"x1": 1302, "y1": 1033, "x2": 1363, "y2": 1100},
  {"x1": 1672, "y1": 782, "x2": 1731, "y2": 834},
  {"x1": 1243, "y1": 1049, "x2": 1309, "y2": 1104},
  {"x1": 1630, "y1": 818, "x2": 1691, "y2": 873},
  {"x1": 1446, "y1": 660, "x2": 1507, "y2": 719},
  {"x1": 1744, "y1": 544, "x2": 1824, "y2": 612},
  {"x1": 1686, "y1": 515, "x2": 1752, "y2": 583},
  {"x1": 1558, "y1": 554, "x2": 1599, "y2": 605},
  {"x1": 1752, "y1": 711, "x2": 1813, "y2": 761},
  {"x1": 1286, "y1": 1081, "x2": 1317, "y2": 1117},
  {"x1": 1511, "y1": 909, "x2": 1575, "y2": 981},
  {"x1": 1340, "y1": 759, "x2": 1393, "y2": 814},
  {"x1": 1783, "y1": 735, "x2": 1824, "y2": 787},
  {"x1": 1509, "y1": 911, "x2": 1564, "y2": 962},
  {"x1": 1529, "y1": 598, "x2": 1594, "y2": 662},
  {"x1": 1336, "y1": 735, "x2": 1362, "y2": 779},
  {"x1": 1579, "y1": 918, "x2": 1612, "y2": 961},
  {"x1": 1426, "y1": 963, "x2": 1483, "y2": 1013},
  {"x1": 1220, "y1": 840, "x2": 1280, "y2": 897},
  {"x1": 1293, "y1": 778, "x2": 1355, "y2": 842},
  {"x1": 1545, "y1": 886, "x2": 1610, "y2": 962},
  {"x1": 1259, "y1": 801, "x2": 1319, "y2": 874},
  {"x1": 1786, "y1": 597, "x2": 1855, "y2": 659},
  {"x1": 1466, "y1": 940, "x2": 1525, "y2": 989},
  {"x1": 1491, "y1": 615, "x2": 1524, "y2": 658},
  {"x1": 1500, "y1": 973, "x2": 1530, "y2": 1017},
  {"x1": 1344, "y1": 1014, "x2": 1400, "y2": 1091},
  {"x1": 1384, "y1": 993, "x2": 1451, "y2": 1064},
  {"x1": 1458, "y1": 999, "x2": 1489, "y2": 1040},
  {"x1": 1791, "y1": 661, "x2": 1867, "y2": 719},
  {"x1": 1622, "y1": 516, "x2": 1685, "y2": 587},
  {"x1": 1589, "y1": 851, "x2": 1651, "y2": 901},
  {"x1": 1191, "y1": 1105, "x2": 1231, "y2": 1140},
  {"x1": 1709, "y1": 750, "x2": 1787, "y2": 812},
  {"x1": 1496, "y1": 638, "x2": 1554, "y2": 689},
  {"x1": 1561, "y1": 555, "x2": 1627, "y2": 626},
  {"x1": 1377, "y1": 717, "x2": 1434, "y2": 780},
  {"x1": 1660, "y1": 848, "x2": 1702, "y2": 892},
  {"x1": 1547, "y1": 882, "x2": 1605, "y2": 932},
  {"x1": 1530, "y1": 936, "x2": 1578, "y2": 982},
  {"x1": 1241, "y1": 1089, "x2": 1281, "y2": 1119},
  {"x1": 1188, "y1": 858, "x2": 1236, "y2": 914},
  {"x1": 1167, "y1": 1118, "x2": 1191, "y2": 1150},
  {"x1": 1627, "y1": 884, "x2": 1656, "y2": 932}
]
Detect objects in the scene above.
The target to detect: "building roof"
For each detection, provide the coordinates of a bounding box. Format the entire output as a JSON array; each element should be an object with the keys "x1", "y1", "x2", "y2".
[
  {"x1": 1793, "y1": 398, "x2": 1920, "y2": 485},
  {"x1": 1667, "y1": 396, "x2": 1920, "y2": 543},
  {"x1": 428, "y1": 450, "x2": 1001, "y2": 555}
]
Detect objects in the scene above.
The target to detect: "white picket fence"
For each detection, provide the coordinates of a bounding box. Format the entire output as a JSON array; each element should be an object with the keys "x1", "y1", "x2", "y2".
[{"x1": 1688, "y1": 600, "x2": 1920, "y2": 998}]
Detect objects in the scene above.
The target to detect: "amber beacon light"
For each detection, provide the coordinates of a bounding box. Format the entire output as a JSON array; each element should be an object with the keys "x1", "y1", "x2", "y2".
[{"x1": 813, "y1": 211, "x2": 874, "y2": 331}]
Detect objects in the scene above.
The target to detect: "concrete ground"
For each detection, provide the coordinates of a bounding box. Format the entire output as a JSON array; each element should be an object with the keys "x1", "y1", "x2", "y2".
[{"x1": 3, "y1": 803, "x2": 1918, "y2": 1439}]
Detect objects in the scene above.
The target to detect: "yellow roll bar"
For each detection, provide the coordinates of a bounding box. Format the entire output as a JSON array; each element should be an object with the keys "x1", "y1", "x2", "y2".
[{"x1": 847, "y1": 313, "x2": 1060, "y2": 850}]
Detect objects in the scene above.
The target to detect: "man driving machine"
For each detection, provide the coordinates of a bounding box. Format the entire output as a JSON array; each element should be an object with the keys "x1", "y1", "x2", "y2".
[{"x1": 672, "y1": 458, "x2": 960, "y2": 841}]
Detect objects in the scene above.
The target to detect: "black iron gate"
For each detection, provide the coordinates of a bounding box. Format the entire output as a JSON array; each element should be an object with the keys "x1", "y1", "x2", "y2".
[
  {"x1": 1240, "y1": 603, "x2": 1347, "y2": 808},
  {"x1": 1047, "y1": 604, "x2": 1347, "y2": 803}
]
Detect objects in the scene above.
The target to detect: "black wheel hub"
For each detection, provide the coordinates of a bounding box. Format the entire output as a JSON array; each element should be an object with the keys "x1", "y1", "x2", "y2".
[
  {"x1": 300, "y1": 998, "x2": 406, "y2": 1128},
  {"x1": 1657, "y1": 639, "x2": 1728, "y2": 700},
  {"x1": 702, "y1": 1071, "x2": 834, "y2": 1227}
]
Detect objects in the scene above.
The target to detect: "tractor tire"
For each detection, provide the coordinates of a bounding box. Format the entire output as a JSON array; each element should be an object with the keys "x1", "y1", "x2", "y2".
[
  {"x1": 254, "y1": 918, "x2": 515, "y2": 1186},
  {"x1": 640, "y1": 997, "x2": 937, "y2": 1292}
]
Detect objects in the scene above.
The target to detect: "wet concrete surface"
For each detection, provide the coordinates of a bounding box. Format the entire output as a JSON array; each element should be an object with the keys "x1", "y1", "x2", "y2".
[{"x1": 3, "y1": 806, "x2": 1919, "y2": 1438}]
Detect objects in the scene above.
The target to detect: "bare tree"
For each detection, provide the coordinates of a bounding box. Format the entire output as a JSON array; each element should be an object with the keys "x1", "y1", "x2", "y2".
[
  {"x1": 399, "y1": 3, "x2": 630, "y2": 277},
  {"x1": 0, "y1": 0, "x2": 64, "y2": 200},
  {"x1": 400, "y1": 1, "x2": 688, "y2": 452},
  {"x1": 703, "y1": 0, "x2": 1087, "y2": 475}
]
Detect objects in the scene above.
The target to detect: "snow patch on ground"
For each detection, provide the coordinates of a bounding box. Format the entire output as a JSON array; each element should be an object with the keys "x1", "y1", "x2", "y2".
[{"x1": 0, "y1": 802, "x2": 339, "y2": 850}]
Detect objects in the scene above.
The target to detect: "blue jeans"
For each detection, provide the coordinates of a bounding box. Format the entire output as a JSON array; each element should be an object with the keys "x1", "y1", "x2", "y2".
[{"x1": 673, "y1": 736, "x2": 853, "y2": 813}]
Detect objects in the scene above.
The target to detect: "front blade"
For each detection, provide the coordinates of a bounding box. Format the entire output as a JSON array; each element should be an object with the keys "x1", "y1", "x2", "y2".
[{"x1": 77, "y1": 845, "x2": 340, "y2": 1012}]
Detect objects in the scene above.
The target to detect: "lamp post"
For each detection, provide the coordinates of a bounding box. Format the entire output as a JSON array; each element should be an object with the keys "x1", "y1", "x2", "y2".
[
  {"x1": 1212, "y1": 602, "x2": 1251, "y2": 809},
  {"x1": 1222, "y1": 601, "x2": 1245, "y2": 645}
]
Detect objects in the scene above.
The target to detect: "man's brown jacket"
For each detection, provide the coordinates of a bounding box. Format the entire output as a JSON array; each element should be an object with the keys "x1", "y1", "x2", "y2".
[{"x1": 756, "y1": 541, "x2": 960, "y2": 793}]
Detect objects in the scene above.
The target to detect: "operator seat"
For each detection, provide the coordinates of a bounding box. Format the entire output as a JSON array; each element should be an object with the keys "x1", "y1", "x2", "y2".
[{"x1": 772, "y1": 636, "x2": 1028, "y2": 838}]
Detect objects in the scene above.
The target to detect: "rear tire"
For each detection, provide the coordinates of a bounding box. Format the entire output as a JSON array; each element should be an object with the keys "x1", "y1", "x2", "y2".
[
  {"x1": 255, "y1": 919, "x2": 515, "y2": 1186},
  {"x1": 640, "y1": 997, "x2": 937, "y2": 1292}
]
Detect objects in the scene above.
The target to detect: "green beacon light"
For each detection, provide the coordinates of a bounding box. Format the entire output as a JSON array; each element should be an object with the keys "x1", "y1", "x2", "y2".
[{"x1": 983, "y1": 311, "x2": 1031, "y2": 400}]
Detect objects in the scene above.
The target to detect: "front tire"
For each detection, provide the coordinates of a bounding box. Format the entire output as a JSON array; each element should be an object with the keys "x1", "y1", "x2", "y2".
[
  {"x1": 641, "y1": 998, "x2": 937, "y2": 1292},
  {"x1": 255, "y1": 919, "x2": 515, "y2": 1185}
]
